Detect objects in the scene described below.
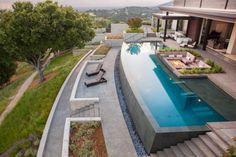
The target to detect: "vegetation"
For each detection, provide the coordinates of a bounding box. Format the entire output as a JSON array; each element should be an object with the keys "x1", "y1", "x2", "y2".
[
  {"x1": 70, "y1": 121, "x2": 107, "y2": 157},
  {"x1": 159, "y1": 48, "x2": 202, "y2": 58},
  {"x1": 0, "y1": 1, "x2": 95, "y2": 82},
  {"x1": 0, "y1": 44, "x2": 16, "y2": 86},
  {"x1": 180, "y1": 60, "x2": 223, "y2": 74},
  {"x1": 0, "y1": 52, "x2": 87, "y2": 155},
  {"x1": 94, "y1": 45, "x2": 111, "y2": 55},
  {"x1": 223, "y1": 137, "x2": 236, "y2": 157},
  {"x1": 94, "y1": 17, "x2": 111, "y2": 28},
  {"x1": 126, "y1": 28, "x2": 144, "y2": 33},
  {"x1": 127, "y1": 17, "x2": 142, "y2": 29},
  {"x1": 0, "y1": 62, "x2": 33, "y2": 114},
  {"x1": 142, "y1": 21, "x2": 152, "y2": 25}
]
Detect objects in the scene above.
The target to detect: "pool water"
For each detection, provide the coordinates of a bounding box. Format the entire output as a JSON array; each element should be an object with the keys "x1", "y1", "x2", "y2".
[{"x1": 121, "y1": 42, "x2": 225, "y2": 127}]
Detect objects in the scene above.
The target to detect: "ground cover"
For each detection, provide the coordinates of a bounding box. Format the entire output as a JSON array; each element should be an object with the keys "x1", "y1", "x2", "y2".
[
  {"x1": 94, "y1": 45, "x2": 111, "y2": 56},
  {"x1": 0, "y1": 62, "x2": 34, "y2": 114},
  {"x1": 69, "y1": 121, "x2": 108, "y2": 157},
  {"x1": 0, "y1": 51, "x2": 87, "y2": 156}
]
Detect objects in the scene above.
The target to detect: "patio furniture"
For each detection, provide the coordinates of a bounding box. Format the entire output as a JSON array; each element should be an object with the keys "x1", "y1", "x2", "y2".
[
  {"x1": 182, "y1": 52, "x2": 196, "y2": 64},
  {"x1": 84, "y1": 71, "x2": 107, "y2": 87},
  {"x1": 86, "y1": 63, "x2": 105, "y2": 77},
  {"x1": 187, "y1": 41, "x2": 197, "y2": 48}
]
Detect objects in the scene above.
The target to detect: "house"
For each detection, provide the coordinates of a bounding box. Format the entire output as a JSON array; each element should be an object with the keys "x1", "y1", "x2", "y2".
[{"x1": 152, "y1": 0, "x2": 236, "y2": 55}]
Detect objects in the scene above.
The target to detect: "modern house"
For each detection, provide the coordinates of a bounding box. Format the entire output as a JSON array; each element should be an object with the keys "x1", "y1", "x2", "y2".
[{"x1": 152, "y1": 0, "x2": 236, "y2": 55}]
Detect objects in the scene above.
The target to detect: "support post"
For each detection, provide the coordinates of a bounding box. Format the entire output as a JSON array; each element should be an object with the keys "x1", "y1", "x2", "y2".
[
  {"x1": 176, "y1": 20, "x2": 179, "y2": 31},
  {"x1": 202, "y1": 19, "x2": 212, "y2": 50},
  {"x1": 157, "y1": 19, "x2": 160, "y2": 32},
  {"x1": 164, "y1": 12, "x2": 169, "y2": 42}
]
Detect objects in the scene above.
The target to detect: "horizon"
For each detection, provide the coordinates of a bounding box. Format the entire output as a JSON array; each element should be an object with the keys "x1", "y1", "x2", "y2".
[{"x1": 0, "y1": 0, "x2": 172, "y2": 10}]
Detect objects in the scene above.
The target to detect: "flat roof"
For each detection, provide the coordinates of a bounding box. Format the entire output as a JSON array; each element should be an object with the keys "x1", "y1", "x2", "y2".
[
  {"x1": 152, "y1": 13, "x2": 191, "y2": 20},
  {"x1": 160, "y1": 6, "x2": 236, "y2": 23}
]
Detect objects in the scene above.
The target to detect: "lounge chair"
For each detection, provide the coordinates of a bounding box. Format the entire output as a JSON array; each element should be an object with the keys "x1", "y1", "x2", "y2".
[
  {"x1": 86, "y1": 63, "x2": 105, "y2": 77},
  {"x1": 84, "y1": 71, "x2": 107, "y2": 87},
  {"x1": 187, "y1": 41, "x2": 197, "y2": 49}
]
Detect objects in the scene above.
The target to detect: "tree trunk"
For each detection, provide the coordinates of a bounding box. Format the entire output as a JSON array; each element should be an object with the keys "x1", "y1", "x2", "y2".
[{"x1": 35, "y1": 61, "x2": 45, "y2": 83}]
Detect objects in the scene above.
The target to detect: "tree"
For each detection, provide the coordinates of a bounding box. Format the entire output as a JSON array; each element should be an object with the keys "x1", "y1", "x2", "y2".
[
  {"x1": 0, "y1": 1, "x2": 95, "y2": 82},
  {"x1": 0, "y1": 45, "x2": 16, "y2": 86},
  {"x1": 127, "y1": 17, "x2": 143, "y2": 29}
]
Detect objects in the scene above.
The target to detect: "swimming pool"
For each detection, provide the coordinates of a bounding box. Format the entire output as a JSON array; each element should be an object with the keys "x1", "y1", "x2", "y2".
[{"x1": 121, "y1": 42, "x2": 225, "y2": 127}]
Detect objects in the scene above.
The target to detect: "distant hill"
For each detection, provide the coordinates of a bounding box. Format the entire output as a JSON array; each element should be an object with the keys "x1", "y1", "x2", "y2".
[{"x1": 85, "y1": 1, "x2": 173, "y2": 23}]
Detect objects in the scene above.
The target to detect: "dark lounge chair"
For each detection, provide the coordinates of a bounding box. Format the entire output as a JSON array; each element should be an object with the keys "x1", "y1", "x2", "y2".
[
  {"x1": 84, "y1": 71, "x2": 107, "y2": 87},
  {"x1": 86, "y1": 63, "x2": 105, "y2": 77}
]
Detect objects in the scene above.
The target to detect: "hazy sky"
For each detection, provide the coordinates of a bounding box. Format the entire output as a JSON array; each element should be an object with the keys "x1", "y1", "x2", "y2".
[{"x1": 0, "y1": 0, "x2": 172, "y2": 9}]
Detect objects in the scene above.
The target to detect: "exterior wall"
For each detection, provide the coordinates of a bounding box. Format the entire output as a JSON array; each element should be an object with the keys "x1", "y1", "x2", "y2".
[
  {"x1": 183, "y1": 20, "x2": 188, "y2": 33},
  {"x1": 187, "y1": 18, "x2": 203, "y2": 42},
  {"x1": 227, "y1": 23, "x2": 236, "y2": 54},
  {"x1": 173, "y1": 0, "x2": 236, "y2": 9},
  {"x1": 174, "y1": 0, "x2": 185, "y2": 6},
  {"x1": 227, "y1": 0, "x2": 236, "y2": 9},
  {"x1": 185, "y1": 0, "x2": 201, "y2": 7},
  {"x1": 201, "y1": 0, "x2": 226, "y2": 9}
]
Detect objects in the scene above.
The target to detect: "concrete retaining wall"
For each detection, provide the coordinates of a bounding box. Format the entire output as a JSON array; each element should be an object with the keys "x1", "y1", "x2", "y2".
[
  {"x1": 104, "y1": 39, "x2": 123, "y2": 47},
  {"x1": 70, "y1": 60, "x2": 103, "y2": 110}
]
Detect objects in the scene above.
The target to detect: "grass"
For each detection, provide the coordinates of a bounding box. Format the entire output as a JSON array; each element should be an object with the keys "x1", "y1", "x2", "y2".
[
  {"x1": 94, "y1": 45, "x2": 111, "y2": 55},
  {"x1": 0, "y1": 62, "x2": 34, "y2": 114},
  {"x1": 126, "y1": 28, "x2": 144, "y2": 33},
  {"x1": 0, "y1": 51, "x2": 87, "y2": 155}
]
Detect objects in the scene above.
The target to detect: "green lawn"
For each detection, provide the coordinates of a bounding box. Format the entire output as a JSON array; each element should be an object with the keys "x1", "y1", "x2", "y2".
[
  {"x1": 0, "y1": 52, "x2": 87, "y2": 156},
  {"x1": 0, "y1": 63, "x2": 34, "y2": 114}
]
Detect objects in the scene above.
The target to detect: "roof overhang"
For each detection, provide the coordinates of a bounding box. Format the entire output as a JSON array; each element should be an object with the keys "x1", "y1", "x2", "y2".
[
  {"x1": 160, "y1": 6, "x2": 236, "y2": 23},
  {"x1": 152, "y1": 13, "x2": 191, "y2": 20}
]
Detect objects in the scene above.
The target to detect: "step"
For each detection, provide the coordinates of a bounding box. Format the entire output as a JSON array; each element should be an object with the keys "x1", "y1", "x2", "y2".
[
  {"x1": 163, "y1": 148, "x2": 176, "y2": 157},
  {"x1": 206, "y1": 132, "x2": 228, "y2": 152},
  {"x1": 157, "y1": 151, "x2": 165, "y2": 157},
  {"x1": 177, "y1": 143, "x2": 195, "y2": 157},
  {"x1": 171, "y1": 146, "x2": 185, "y2": 157},
  {"x1": 199, "y1": 135, "x2": 224, "y2": 156},
  {"x1": 214, "y1": 130, "x2": 235, "y2": 146},
  {"x1": 192, "y1": 138, "x2": 216, "y2": 157},
  {"x1": 185, "y1": 140, "x2": 205, "y2": 157}
]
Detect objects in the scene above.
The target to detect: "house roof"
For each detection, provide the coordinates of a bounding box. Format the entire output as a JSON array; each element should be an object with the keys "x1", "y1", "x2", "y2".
[{"x1": 160, "y1": 6, "x2": 236, "y2": 23}]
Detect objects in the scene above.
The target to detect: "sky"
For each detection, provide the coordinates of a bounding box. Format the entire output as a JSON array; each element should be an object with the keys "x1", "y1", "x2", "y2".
[{"x1": 0, "y1": 0, "x2": 172, "y2": 9}]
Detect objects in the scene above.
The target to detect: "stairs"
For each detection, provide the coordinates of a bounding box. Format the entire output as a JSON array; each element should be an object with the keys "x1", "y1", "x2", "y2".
[{"x1": 151, "y1": 122, "x2": 236, "y2": 157}]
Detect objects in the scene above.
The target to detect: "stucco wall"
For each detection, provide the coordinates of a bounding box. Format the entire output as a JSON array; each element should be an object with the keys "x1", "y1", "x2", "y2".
[{"x1": 185, "y1": 0, "x2": 201, "y2": 7}]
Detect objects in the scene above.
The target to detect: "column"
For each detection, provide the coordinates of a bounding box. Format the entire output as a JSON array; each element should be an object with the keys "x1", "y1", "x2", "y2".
[
  {"x1": 226, "y1": 23, "x2": 236, "y2": 55},
  {"x1": 202, "y1": 19, "x2": 212, "y2": 50},
  {"x1": 163, "y1": 12, "x2": 169, "y2": 42},
  {"x1": 157, "y1": 19, "x2": 160, "y2": 32}
]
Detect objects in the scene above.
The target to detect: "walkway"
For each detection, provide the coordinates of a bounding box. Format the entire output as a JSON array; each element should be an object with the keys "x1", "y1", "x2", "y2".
[
  {"x1": 40, "y1": 48, "x2": 137, "y2": 157},
  {"x1": 75, "y1": 48, "x2": 137, "y2": 156},
  {"x1": 41, "y1": 54, "x2": 91, "y2": 157},
  {"x1": 0, "y1": 71, "x2": 37, "y2": 124}
]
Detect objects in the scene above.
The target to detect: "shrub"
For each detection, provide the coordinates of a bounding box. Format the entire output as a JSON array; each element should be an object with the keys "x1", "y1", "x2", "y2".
[
  {"x1": 126, "y1": 28, "x2": 144, "y2": 33},
  {"x1": 159, "y1": 48, "x2": 201, "y2": 57},
  {"x1": 127, "y1": 17, "x2": 142, "y2": 29}
]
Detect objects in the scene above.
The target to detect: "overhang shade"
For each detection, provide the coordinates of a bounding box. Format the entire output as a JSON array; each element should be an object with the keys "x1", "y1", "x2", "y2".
[
  {"x1": 160, "y1": 6, "x2": 236, "y2": 23},
  {"x1": 152, "y1": 13, "x2": 191, "y2": 20}
]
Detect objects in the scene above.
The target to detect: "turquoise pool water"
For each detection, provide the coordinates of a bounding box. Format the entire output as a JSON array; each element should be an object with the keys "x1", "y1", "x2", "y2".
[{"x1": 121, "y1": 42, "x2": 225, "y2": 127}]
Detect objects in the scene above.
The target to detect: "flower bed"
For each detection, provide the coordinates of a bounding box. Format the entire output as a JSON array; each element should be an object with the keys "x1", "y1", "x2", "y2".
[
  {"x1": 159, "y1": 48, "x2": 201, "y2": 58},
  {"x1": 62, "y1": 117, "x2": 108, "y2": 157}
]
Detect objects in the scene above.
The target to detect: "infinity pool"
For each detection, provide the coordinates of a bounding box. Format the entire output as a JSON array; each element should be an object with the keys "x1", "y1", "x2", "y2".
[{"x1": 121, "y1": 42, "x2": 225, "y2": 127}]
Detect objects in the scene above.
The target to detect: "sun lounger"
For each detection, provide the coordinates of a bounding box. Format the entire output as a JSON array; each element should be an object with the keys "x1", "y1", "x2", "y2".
[
  {"x1": 86, "y1": 63, "x2": 105, "y2": 76},
  {"x1": 84, "y1": 71, "x2": 107, "y2": 87}
]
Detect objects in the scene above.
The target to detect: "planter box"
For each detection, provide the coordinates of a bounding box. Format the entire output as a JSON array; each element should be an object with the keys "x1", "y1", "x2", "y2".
[
  {"x1": 89, "y1": 55, "x2": 106, "y2": 60},
  {"x1": 62, "y1": 117, "x2": 102, "y2": 157}
]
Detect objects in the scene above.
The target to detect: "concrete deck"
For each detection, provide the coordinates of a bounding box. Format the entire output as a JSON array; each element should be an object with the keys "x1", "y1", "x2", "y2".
[
  {"x1": 87, "y1": 48, "x2": 137, "y2": 157},
  {"x1": 41, "y1": 48, "x2": 137, "y2": 157}
]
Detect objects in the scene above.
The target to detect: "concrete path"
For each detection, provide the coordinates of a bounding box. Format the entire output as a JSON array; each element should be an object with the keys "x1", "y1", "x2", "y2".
[
  {"x1": 99, "y1": 48, "x2": 137, "y2": 157},
  {"x1": 0, "y1": 71, "x2": 37, "y2": 125}
]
